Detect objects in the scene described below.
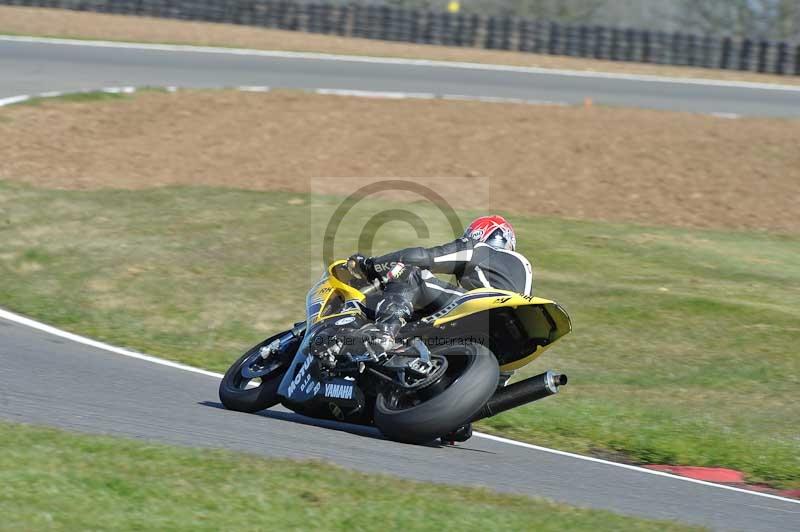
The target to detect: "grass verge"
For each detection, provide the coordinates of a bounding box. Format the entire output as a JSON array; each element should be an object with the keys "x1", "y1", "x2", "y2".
[
  {"x1": 1, "y1": 5, "x2": 799, "y2": 86},
  {"x1": 0, "y1": 181, "x2": 797, "y2": 488},
  {"x1": 18, "y1": 90, "x2": 131, "y2": 106},
  {"x1": 0, "y1": 422, "x2": 699, "y2": 531}
]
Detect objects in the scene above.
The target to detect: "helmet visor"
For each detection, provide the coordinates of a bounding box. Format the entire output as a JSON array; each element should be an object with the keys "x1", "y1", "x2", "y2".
[{"x1": 485, "y1": 228, "x2": 513, "y2": 251}]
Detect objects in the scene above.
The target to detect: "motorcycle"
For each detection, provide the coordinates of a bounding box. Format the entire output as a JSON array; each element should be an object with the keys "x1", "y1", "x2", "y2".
[{"x1": 219, "y1": 259, "x2": 572, "y2": 444}]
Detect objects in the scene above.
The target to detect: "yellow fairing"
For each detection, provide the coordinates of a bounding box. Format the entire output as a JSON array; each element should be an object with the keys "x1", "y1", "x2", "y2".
[
  {"x1": 327, "y1": 260, "x2": 367, "y2": 302},
  {"x1": 306, "y1": 261, "x2": 368, "y2": 325},
  {"x1": 500, "y1": 343, "x2": 556, "y2": 371},
  {"x1": 430, "y1": 288, "x2": 572, "y2": 371},
  {"x1": 431, "y1": 289, "x2": 554, "y2": 326}
]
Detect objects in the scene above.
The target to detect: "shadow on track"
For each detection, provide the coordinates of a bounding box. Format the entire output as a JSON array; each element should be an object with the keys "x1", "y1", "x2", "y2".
[
  {"x1": 198, "y1": 401, "x2": 493, "y2": 453},
  {"x1": 199, "y1": 400, "x2": 388, "y2": 442}
]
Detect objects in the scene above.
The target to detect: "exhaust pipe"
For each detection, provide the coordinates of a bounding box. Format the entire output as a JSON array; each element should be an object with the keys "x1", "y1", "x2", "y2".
[{"x1": 471, "y1": 370, "x2": 567, "y2": 422}]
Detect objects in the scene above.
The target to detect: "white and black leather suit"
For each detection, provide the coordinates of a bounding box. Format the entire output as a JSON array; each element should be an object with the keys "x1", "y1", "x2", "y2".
[{"x1": 366, "y1": 237, "x2": 534, "y2": 330}]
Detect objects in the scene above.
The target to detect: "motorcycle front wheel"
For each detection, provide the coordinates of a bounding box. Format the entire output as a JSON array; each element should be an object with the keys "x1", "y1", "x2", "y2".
[
  {"x1": 219, "y1": 335, "x2": 293, "y2": 413},
  {"x1": 374, "y1": 342, "x2": 499, "y2": 444}
]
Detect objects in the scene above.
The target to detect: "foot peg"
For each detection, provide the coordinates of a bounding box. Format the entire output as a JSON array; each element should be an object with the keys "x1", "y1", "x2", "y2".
[
  {"x1": 440, "y1": 423, "x2": 473, "y2": 445},
  {"x1": 407, "y1": 357, "x2": 434, "y2": 377}
]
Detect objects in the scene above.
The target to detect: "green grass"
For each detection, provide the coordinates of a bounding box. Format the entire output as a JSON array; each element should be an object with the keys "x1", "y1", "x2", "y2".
[
  {"x1": 19, "y1": 90, "x2": 131, "y2": 106},
  {"x1": 0, "y1": 181, "x2": 797, "y2": 488},
  {"x1": 0, "y1": 422, "x2": 698, "y2": 531},
  {"x1": 12, "y1": 87, "x2": 173, "y2": 107}
]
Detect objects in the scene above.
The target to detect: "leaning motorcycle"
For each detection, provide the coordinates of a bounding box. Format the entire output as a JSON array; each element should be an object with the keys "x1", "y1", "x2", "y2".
[{"x1": 219, "y1": 260, "x2": 571, "y2": 444}]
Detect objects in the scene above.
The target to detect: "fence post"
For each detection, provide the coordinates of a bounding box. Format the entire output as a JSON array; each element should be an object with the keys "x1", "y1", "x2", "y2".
[
  {"x1": 402, "y1": 9, "x2": 416, "y2": 43},
  {"x1": 641, "y1": 30, "x2": 652, "y2": 63},
  {"x1": 739, "y1": 39, "x2": 752, "y2": 71},
  {"x1": 775, "y1": 42, "x2": 787, "y2": 75},
  {"x1": 351, "y1": 3, "x2": 364, "y2": 38},
  {"x1": 484, "y1": 16, "x2": 496, "y2": 49},
  {"x1": 466, "y1": 14, "x2": 479, "y2": 47},
  {"x1": 700, "y1": 35, "x2": 713, "y2": 68},
  {"x1": 686, "y1": 33, "x2": 697, "y2": 66},
  {"x1": 609, "y1": 28, "x2": 621, "y2": 60},
  {"x1": 238, "y1": 0, "x2": 256, "y2": 26},
  {"x1": 517, "y1": 20, "x2": 530, "y2": 52},
  {"x1": 671, "y1": 32, "x2": 685, "y2": 65},
  {"x1": 652, "y1": 31, "x2": 666, "y2": 64},
  {"x1": 548, "y1": 21, "x2": 560, "y2": 55},
  {"x1": 226, "y1": 1, "x2": 238, "y2": 25},
  {"x1": 346, "y1": 4, "x2": 356, "y2": 37},
  {"x1": 395, "y1": 6, "x2": 407, "y2": 42},
  {"x1": 260, "y1": 0, "x2": 274, "y2": 29},
  {"x1": 378, "y1": 5, "x2": 390, "y2": 41},
  {"x1": 592, "y1": 26, "x2": 605, "y2": 59},
  {"x1": 576, "y1": 25, "x2": 588, "y2": 57},
  {"x1": 499, "y1": 16, "x2": 512, "y2": 51},
  {"x1": 794, "y1": 44, "x2": 800, "y2": 76},
  {"x1": 258, "y1": 0, "x2": 271, "y2": 29},
  {"x1": 453, "y1": 13, "x2": 465, "y2": 46},
  {"x1": 404, "y1": 7, "x2": 416, "y2": 43},
  {"x1": 624, "y1": 28, "x2": 636, "y2": 61},
  {"x1": 434, "y1": 12, "x2": 446, "y2": 46},
  {"x1": 369, "y1": 5, "x2": 382, "y2": 40},
  {"x1": 424, "y1": 11, "x2": 437, "y2": 44},
  {"x1": 720, "y1": 37, "x2": 732, "y2": 69},
  {"x1": 306, "y1": 3, "x2": 320, "y2": 34},
  {"x1": 323, "y1": 3, "x2": 335, "y2": 34},
  {"x1": 359, "y1": 4, "x2": 371, "y2": 39},
  {"x1": 757, "y1": 40, "x2": 769, "y2": 73},
  {"x1": 563, "y1": 24, "x2": 575, "y2": 56}
]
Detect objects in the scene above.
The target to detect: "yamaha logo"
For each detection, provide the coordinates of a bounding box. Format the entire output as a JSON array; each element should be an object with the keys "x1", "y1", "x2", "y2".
[{"x1": 324, "y1": 383, "x2": 353, "y2": 400}]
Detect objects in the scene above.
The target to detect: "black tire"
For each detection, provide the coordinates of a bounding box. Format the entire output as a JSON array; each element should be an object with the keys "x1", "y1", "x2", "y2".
[
  {"x1": 374, "y1": 342, "x2": 499, "y2": 444},
  {"x1": 219, "y1": 336, "x2": 292, "y2": 413}
]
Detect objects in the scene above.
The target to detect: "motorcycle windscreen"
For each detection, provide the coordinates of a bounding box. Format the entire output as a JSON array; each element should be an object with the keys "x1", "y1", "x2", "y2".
[{"x1": 305, "y1": 273, "x2": 330, "y2": 325}]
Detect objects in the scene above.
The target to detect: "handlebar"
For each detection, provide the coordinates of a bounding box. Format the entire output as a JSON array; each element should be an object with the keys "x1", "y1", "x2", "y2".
[{"x1": 360, "y1": 279, "x2": 382, "y2": 296}]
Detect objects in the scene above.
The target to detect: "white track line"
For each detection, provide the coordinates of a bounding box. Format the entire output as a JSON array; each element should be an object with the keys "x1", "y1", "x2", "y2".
[
  {"x1": 0, "y1": 94, "x2": 31, "y2": 106},
  {"x1": 237, "y1": 85, "x2": 271, "y2": 92},
  {"x1": 474, "y1": 433, "x2": 800, "y2": 506},
  {"x1": 0, "y1": 306, "x2": 798, "y2": 505},
  {"x1": 2, "y1": 34, "x2": 800, "y2": 93},
  {"x1": 0, "y1": 86, "x2": 570, "y2": 109},
  {"x1": 0, "y1": 308, "x2": 223, "y2": 379},
  {"x1": 0, "y1": 87, "x2": 141, "y2": 107},
  {"x1": 315, "y1": 88, "x2": 437, "y2": 100},
  {"x1": 711, "y1": 112, "x2": 743, "y2": 119},
  {"x1": 0, "y1": 86, "x2": 744, "y2": 118}
]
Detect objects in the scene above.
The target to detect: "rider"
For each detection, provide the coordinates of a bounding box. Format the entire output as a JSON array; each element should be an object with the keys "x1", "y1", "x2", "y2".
[{"x1": 348, "y1": 215, "x2": 532, "y2": 352}]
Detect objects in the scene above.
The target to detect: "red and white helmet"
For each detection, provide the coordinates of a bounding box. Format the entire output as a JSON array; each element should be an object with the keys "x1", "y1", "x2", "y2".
[{"x1": 464, "y1": 215, "x2": 516, "y2": 251}]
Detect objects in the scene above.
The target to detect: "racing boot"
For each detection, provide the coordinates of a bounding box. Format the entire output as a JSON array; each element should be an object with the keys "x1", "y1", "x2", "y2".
[
  {"x1": 359, "y1": 315, "x2": 404, "y2": 356},
  {"x1": 361, "y1": 296, "x2": 412, "y2": 356}
]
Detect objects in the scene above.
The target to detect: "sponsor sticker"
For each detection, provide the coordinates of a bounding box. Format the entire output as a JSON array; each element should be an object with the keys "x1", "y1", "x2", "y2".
[
  {"x1": 287, "y1": 355, "x2": 313, "y2": 396},
  {"x1": 334, "y1": 316, "x2": 357, "y2": 326},
  {"x1": 372, "y1": 261, "x2": 396, "y2": 273}
]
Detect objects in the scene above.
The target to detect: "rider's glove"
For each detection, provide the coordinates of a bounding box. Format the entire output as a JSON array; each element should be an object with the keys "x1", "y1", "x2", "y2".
[
  {"x1": 347, "y1": 254, "x2": 373, "y2": 280},
  {"x1": 384, "y1": 262, "x2": 407, "y2": 282}
]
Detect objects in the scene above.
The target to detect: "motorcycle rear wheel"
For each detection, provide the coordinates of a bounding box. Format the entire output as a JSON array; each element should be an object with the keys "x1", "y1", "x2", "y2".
[{"x1": 374, "y1": 342, "x2": 498, "y2": 444}]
